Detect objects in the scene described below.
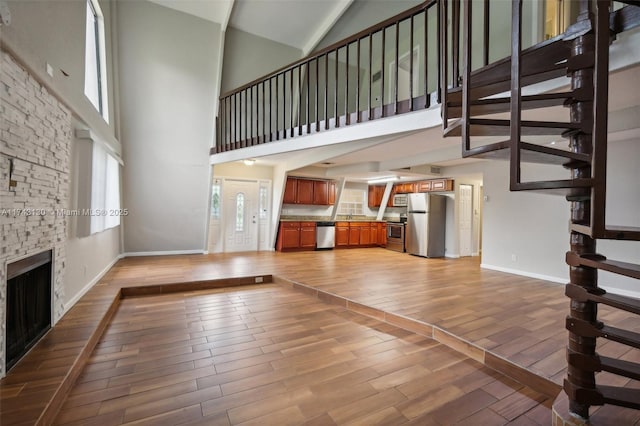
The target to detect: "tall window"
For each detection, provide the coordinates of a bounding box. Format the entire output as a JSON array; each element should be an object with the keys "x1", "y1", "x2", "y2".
[
  {"x1": 85, "y1": 0, "x2": 109, "y2": 122},
  {"x1": 90, "y1": 143, "x2": 121, "y2": 234}
]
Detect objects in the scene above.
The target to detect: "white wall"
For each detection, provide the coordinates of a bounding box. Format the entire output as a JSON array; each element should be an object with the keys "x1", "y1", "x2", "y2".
[
  {"x1": 117, "y1": 1, "x2": 221, "y2": 254},
  {"x1": 221, "y1": 27, "x2": 302, "y2": 94}
]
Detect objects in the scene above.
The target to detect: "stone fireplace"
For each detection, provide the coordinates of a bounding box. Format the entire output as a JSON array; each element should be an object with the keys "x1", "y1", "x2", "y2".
[{"x1": 1, "y1": 50, "x2": 71, "y2": 377}]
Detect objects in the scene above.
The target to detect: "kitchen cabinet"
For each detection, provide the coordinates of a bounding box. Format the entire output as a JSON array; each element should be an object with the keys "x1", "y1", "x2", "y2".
[
  {"x1": 430, "y1": 179, "x2": 454, "y2": 191},
  {"x1": 299, "y1": 222, "x2": 317, "y2": 249},
  {"x1": 416, "y1": 180, "x2": 431, "y2": 192},
  {"x1": 378, "y1": 222, "x2": 387, "y2": 246},
  {"x1": 313, "y1": 180, "x2": 329, "y2": 205},
  {"x1": 328, "y1": 181, "x2": 336, "y2": 205},
  {"x1": 334, "y1": 221, "x2": 385, "y2": 248},
  {"x1": 276, "y1": 221, "x2": 316, "y2": 251},
  {"x1": 296, "y1": 179, "x2": 314, "y2": 205},
  {"x1": 336, "y1": 222, "x2": 350, "y2": 247},
  {"x1": 368, "y1": 185, "x2": 385, "y2": 208},
  {"x1": 284, "y1": 177, "x2": 337, "y2": 205},
  {"x1": 283, "y1": 178, "x2": 298, "y2": 204},
  {"x1": 387, "y1": 185, "x2": 397, "y2": 207},
  {"x1": 395, "y1": 182, "x2": 416, "y2": 194}
]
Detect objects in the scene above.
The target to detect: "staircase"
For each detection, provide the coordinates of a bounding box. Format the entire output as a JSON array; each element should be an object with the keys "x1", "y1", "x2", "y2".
[{"x1": 440, "y1": 0, "x2": 640, "y2": 421}]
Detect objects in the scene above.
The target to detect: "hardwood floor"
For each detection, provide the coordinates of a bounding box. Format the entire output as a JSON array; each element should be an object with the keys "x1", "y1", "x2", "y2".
[
  {"x1": 54, "y1": 284, "x2": 553, "y2": 425},
  {"x1": 1, "y1": 249, "x2": 638, "y2": 424}
]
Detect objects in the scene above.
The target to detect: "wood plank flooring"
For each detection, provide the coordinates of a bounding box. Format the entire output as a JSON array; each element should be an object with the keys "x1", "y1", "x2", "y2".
[
  {"x1": 1, "y1": 249, "x2": 638, "y2": 424},
  {"x1": 54, "y1": 284, "x2": 553, "y2": 425}
]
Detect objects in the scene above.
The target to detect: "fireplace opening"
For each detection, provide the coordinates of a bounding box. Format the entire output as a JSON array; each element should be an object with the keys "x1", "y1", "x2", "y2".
[{"x1": 6, "y1": 250, "x2": 52, "y2": 372}]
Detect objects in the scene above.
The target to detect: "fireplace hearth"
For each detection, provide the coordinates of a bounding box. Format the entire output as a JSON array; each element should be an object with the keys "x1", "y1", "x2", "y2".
[{"x1": 6, "y1": 251, "x2": 53, "y2": 372}]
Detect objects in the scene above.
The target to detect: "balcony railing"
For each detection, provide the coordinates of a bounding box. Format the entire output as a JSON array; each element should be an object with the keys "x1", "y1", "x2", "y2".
[{"x1": 213, "y1": 1, "x2": 443, "y2": 154}]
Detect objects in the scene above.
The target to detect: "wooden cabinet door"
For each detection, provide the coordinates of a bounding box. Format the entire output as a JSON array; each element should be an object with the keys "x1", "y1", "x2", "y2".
[
  {"x1": 283, "y1": 178, "x2": 297, "y2": 204},
  {"x1": 368, "y1": 185, "x2": 378, "y2": 207},
  {"x1": 296, "y1": 179, "x2": 314, "y2": 204},
  {"x1": 348, "y1": 226, "x2": 361, "y2": 246},
  {"x1": 299, "y1": 222, "x2": 316, "y2": 249},
  {"x1": 313, "y1": 180, "x2": 329, "y2": 205},
  {"x1": 370, "y1": 223, "x2": 378, "y2": 245},
  {"x1": 360, "y1": 225, "x2": 371, "y2": 246},
  {"x1": 281, "y1": 223, "x2": 300, "y2": 249},
  {"x1": 328, "y1": 181, "x2": 336, "y2": 205},
  {"x1": 336, "y1": 224, "x2": 349, "y2": 247},
  {"x1": 378, "y1": 222, "x2": 387, "y2": 246},
  {"x1": 417, "y1": 181, "x2": 431, "y2": 192}
]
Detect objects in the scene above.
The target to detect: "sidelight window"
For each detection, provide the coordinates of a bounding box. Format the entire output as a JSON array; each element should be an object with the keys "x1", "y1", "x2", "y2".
[{"x1": 235, "y1": 193, "x2": 245, "y2": 232}]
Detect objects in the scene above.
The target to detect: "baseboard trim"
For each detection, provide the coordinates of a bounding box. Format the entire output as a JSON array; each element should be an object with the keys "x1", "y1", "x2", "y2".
[
  {"x1": 480, "y1": 263, "x2": 566, "y2": 284},
  {"x1": 62, "y1": 254, "x2": 125, "y2": 316},
  {"x1": 600, "y1": 285, "x2": 640, "y2": 300},
  {"x1": 445, "y1": 253, "x2": 460, "y2": 259},
  {"x1": 124, "y1": 250, "x2": 206, "y2": 257}
]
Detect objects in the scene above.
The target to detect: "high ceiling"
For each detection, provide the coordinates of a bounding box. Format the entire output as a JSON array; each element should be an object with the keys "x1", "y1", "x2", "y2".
[{"x1": 148, "y1": 0, "x2": 353, "y2": 53}]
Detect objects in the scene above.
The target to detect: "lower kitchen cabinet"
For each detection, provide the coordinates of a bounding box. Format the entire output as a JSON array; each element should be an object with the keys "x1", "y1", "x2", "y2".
[
  {"x1": 276, "y1": 222, "x2": 317, "y2": 251},
  {"x1": 336, "y1": 221, "x2": 385, "y2": 248},
  {"x1": 336, "y1": 223, "x2": 350, "y2": 247}
]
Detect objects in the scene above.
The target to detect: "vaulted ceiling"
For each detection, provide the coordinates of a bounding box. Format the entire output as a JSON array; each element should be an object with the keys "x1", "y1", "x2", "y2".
[{"x1": 148, "y1": 0, "x2": 353, "y2": 54}]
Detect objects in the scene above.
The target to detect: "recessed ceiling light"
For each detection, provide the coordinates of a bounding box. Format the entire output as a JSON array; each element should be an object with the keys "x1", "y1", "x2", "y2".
[{"x1": 243, "y1": 158, "x2": 256, "y2": 166}]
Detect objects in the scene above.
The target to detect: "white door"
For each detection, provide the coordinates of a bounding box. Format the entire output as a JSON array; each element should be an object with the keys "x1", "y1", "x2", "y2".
[
  {"x1": 459, "y1": 184, "x2": 473, "y2": 257},
  {"x1": 224, "y1": 180, "x2": 259, "y2": 252}
]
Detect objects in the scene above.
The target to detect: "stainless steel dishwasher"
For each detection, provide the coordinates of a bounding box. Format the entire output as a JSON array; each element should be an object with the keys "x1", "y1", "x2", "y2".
[{"x1": 316, "y1": 221, "x2": 335, "y2": 250}]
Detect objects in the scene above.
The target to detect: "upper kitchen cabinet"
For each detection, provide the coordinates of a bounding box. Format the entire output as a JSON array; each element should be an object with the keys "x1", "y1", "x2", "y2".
[
  {"x1": 368, "y1": 185, "x2": 385, "y2": 208},
  {"x1": 283, "y1": 178, "x2": 297, "y2": 204},
  {"x1": 283, "y1": 177, "x2": 336, "y2": 206}
]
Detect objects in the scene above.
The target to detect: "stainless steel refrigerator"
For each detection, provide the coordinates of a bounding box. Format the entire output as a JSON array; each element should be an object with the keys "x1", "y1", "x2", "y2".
[{"x1": 405, "y1": 193, "x2": 446, "y2": 257}]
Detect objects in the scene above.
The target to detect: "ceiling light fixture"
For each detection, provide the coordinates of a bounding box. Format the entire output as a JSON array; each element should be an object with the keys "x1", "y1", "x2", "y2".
[
  {"x1": 367, "y1": 176, "x2": 399, "y2": 184},
  {"x1": 243, "y1": 158, "x2": 256, "y2": 166}
]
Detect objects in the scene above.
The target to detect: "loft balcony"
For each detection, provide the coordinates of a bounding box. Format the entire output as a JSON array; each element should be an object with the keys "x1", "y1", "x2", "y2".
[{"x1": 210, "y1": 1, "x2": 640, "y2": 165}]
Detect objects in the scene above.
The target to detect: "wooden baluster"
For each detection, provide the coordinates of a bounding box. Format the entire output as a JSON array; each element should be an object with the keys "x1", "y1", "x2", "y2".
[
  {"x1": 298, "y1": 66, "x2": 303, "y2": 135},
  {"x1": 324, "y1": 54, "x2": 329, "y2": 130},
  {"x1": 275, "y1": 74, "x2": 279, "y2": 140},
  {"x1": 345, "y1": 43, "x2": 350, "y2": 125},
  {"x1": 440, "y1": 0, "x2": 448, "y2": 125},
  {"x1": 452, "y1": 0, "x2": 460, "y2": 87},
  {"x1": 356, "y1": 38, "x2": 361, "y2": 122},
  {"x1": 335, "y1": 49, "x2": 339, "y2": 127},
  {"x1": 290, "y1": 69, "x2": 294, "y2": 137},
  {"x1": 307, "y1": 61, "x2": 311, "y2": 134},
  {"x1": 268, "y1": 78, "x2": 272, "y2": 142},
  {"x1": 394, "y1": 22, "x2": 399, "y2": 115},
  {"x1": 462, "y1": 0, "x2": 472, "y2": 154},
  {"x1": 262, "y1": 81, "x2": 266, "y2": 144},
  {"x1": 426, "y1": 7, "x2": 430, "y2": 107},
  {"x1": 220, "y1": 97, "x2": 225, "y2": 152},
  {"x1": 233, "y1": 93, "x2": 237, "y2": 149},
  {"x1": 316, "y1": 58, "x2": 320, "y2": 131},
  {"x1": 249, "y1": 87, "x2": 253, "y2": 144},
  {"x1": 381, "y1": 27, "x2": 386, "y2": 117},
  {"x1": 484, "y1": 0, "x2": 490, "y2": 66},
  {"x1": 368, "y1": 33, "x2": 373, "y2": 120},
  {"x1": 243, "y1": 89, "x2": 247, "y2": 147},
  {"x1": 410, "y1": 15, "x2": 414, "y2": 111}
]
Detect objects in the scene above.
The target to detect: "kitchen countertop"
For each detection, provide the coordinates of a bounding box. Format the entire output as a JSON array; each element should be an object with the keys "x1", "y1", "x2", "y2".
[{"x1": 279, "y1": 216, "x2": 391, "y2": 223}]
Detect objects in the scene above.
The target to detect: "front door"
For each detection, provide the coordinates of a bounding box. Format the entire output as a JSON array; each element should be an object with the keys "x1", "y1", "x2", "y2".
[{"x1": 224, "y1": 180, "x2": 259, "y2": 252}]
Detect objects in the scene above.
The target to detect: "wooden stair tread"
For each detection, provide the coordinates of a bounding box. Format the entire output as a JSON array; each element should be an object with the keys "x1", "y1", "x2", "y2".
[
  {"x1": 600, "y1": 356, "x2": 640, "y2": 381},
  {"x1": 447, "y1": 38, "x2": 571, "y2": 102},
  {"x1": 599, "y1": 385, "x2": 640, "y2": 410},
  {"x1": 566, "y1": 252, "x2": 640, "y2": 280},
  {"x1": 566, "y1": 317, "x2": 640, "y2": 349},
  {"x1": 447, "y1": 91, "x2": 575, "y2": 117},
  {"x1": 462, "y1": 140, "x2": 590, "y2": 165},
  {"x1": 445, "y1": 118, "x2": 582, "y2": 138},
  {"x1": 565, "y1": 283, "x2": 640, "y2": 315},
  {"x1": 570, "y1": 224, "x2": 640, "y2": 241}
]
